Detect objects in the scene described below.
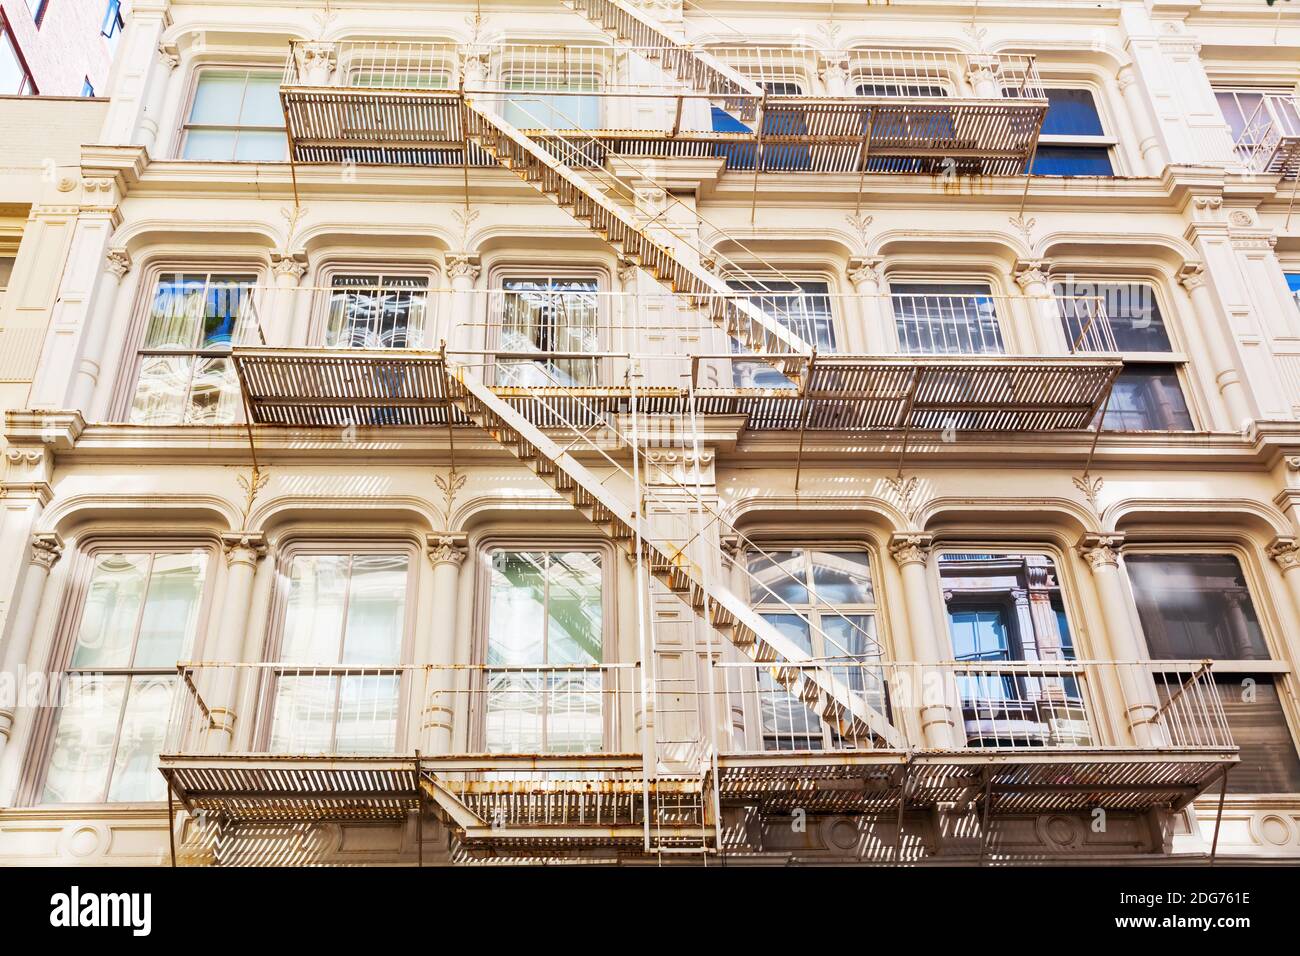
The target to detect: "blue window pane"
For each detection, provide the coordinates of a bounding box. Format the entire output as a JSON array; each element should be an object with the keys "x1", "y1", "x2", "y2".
[
  {"x1": 1041, "y1": 89, "x2": 1105, "y2": 136},
  {"x1": 710, "y1": 100, "x2": 811, "y2": 171},
  {"x1": 1031, "y1": 145, "x2": 1113, "y2": 176},
  {"x1": 1286, "y1": 273, "x2": 1300, "y2": 294},
  {"x1": 949, "y1": 608, "x2": 1010, "y2": 661}
]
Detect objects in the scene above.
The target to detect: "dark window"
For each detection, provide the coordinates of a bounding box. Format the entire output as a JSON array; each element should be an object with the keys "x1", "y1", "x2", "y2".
[
  {"x1": 1127, "y1": 554, "x2": 1269, "y2": 661},
  {"x1": 81, "y1": 77, "x2": 95, "y2": 97},
  {"x1": 1031, "y1": 89, "x2": 1113, "y2": 176},
  {"x1": 0, "y1": 12, "x2": 38, "y2": 94},
  {"x1": 1212, "y1": 676, "x2": 1300, "y2": 794},
  {"x1": 1053, "y1": 280, "x2": 1172, "y2": 352},
  {"x1": 101, "y1": 0, "x2": 124, "y2": 45},
  {"x1": 1100, "y1": 364, "x2": 1193, "y2": 431}
]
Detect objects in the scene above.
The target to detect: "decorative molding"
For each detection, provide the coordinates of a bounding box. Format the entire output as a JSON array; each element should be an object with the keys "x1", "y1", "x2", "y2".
[
  {"x1": 235, "y1": 466, "x2": 270, "y2": 525},
  {"x1": 432, "y1": 468, "x2": 467, "y2": 529},
  {"x1": 426, "y1": 533, "x2": 468, "y2": 568},
  {"x1": 157, "y1": 44, "x2": 180, "y2": 71},
  {"x1": 1075, "y1": 533, "x2": 1125, "y2": 571},
  {"x1": 1072, "y1": 474, "x2": 1104, "y2": 515},
  {"x1": 1014, "y1": 259, "x2": 1052, "y2": 292},
  {"x1": 105, "y1": 248, "x2": 133, "y2": 279},
  {"x1": 271, "y1": 252, "x2": 308, "y2": 282},
  {"x1": 1009, "y1": 215, "x2": 1037, "y2": 247},
  {"x1": 847, "y1": 255, "x2": 885, "y2": 289},
  {"x1": 446, "y1": 254, "x2": 481, "y2": 283},
  {"x1": 1177, "y1": 262, "x2": 1207, "y2": 291},
  {"x1": 221, "y1": 532, "x2": 268, "y2": 568},
  {"x1": 888, "y1": 532, "x2": 933, "y2": 567},
  {"x1": 883, "y1": 474, "x2": 921, "y2": 524},
  {"x1": 844, "y1": 212, "x2": 873, "y2": 253},
  {"x1": 1266, "y1": 537, "x2": 1300, "y2": 574},
  {"x1": 29, "y1": 533, "x2": 64, "y2": 572}
]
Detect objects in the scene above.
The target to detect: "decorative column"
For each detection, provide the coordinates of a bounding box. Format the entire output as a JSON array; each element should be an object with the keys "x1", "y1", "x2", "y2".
[
  {"x1": 1013, "y1": 260, "x2": 1069, "y2": 354},
  {"x1": 817, "y1": 53, "x2": 850, "y2": 98},
  {"x1": 1177, "y1": 263, "x2": 1253, "y2": 430},
  {"x1": 293, "y1": 42, "x2": 338, "y2": 87},
  {"x1": 203, "y1": 534, "x2": 267, "y2": 752},
  {"x1": 1075, "y1": 534, "x2": 1159, "y2": 747},
  {"x1": 847, "y1": 256, "x2": 890, "y2": 353},
  {"x1": 446, "y1": 255, "x2": 481, "y2": 356},
  {"x1": 71, "y1": 248, "x2": 132, "y2": 415},
  {"x1": 138, "y1": 45, "x2": 180, "y2": 156},
  {"x1": 888, "y1": 533, "x2": 954, "y2": 748},
  {"x1": 420, "y1": 534, "x2": 467, "y2": 755},
  {"x1": 966, "y1": 56, "x2": 1003, "y2": 98},
  {"x1": 270, "y1": 253, "x2": 309, "y2": 346},
  {"x1": 0, "y1": 534, "x2": 63, "y2": 756},
  {"x1": 1115, "y1": 65, "x2": 1167, "y2": 177},
  {"x1": 716, "y1": 536, "x2": 751, "y2": 750}
]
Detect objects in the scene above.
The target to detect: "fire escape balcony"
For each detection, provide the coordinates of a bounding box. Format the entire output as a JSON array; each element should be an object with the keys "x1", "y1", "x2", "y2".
[
  {"x1": 278, "y1": 40, "x2": 1047, "y2": 176},
  {"x1": 1233, "y1": 93, "x2": 1300, "y2": 178}
]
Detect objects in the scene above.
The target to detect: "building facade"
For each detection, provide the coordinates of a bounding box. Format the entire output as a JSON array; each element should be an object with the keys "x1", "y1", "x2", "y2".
[
  {"x1": 1, "y1": 1, "x2": 126, "y2": 97},
  {"x1": 0, "y1": 0, "x2": 1299, "y2": 866}
]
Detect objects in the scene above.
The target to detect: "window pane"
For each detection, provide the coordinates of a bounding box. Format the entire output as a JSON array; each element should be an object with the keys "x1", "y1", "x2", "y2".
[
  {"x1": 485, "y1": 670, "x2": 543, "y2": 752},
  {"x1": 341, "y1": 554, "x2": 408, "y2": 665},
  {"x1": 1053, "y1": 281, "x2": 1171, "y2": 352},
  {"x1": 71, "y1": 553, "x2": 151, "y2": 668},
  {"x1": 182, "y1": 129, "x2": 238, "y2": 161},
  {"x1": 890, "y1": 282, "x2": 1003, "y2": 354},
  {"x1": 497, "y1": 278, "x2": 599, "y2": 386},
  {"x1": 185, "y1": 357, "x2": 240, "y2": 425},
  {"x1": 1127, "y1": 554, "x2": 1270, "y2": 660},
  {"x1": 42, "y1": 675, "x2": 127, "y2": 803},
  {"x1": 1101, "y1": 365, "x2": 1193, "y2": 431},
  {"x1": 327, "y1": 275, "x2": 430, "y2": 349},
  {"x1": 269, "y1": 676, "x2": 337, "y2": 753},
  {"x1": 748, "y1": 551, "x2": 808, "y2": 605},
  {"x1": 1213, "y1": 676, "x2": 1300, "y2": 794},
  {"x1": 1041, "y1": 89, "x2": 1105, "y2": 136},
  {"x1": 810, "y1": 551, "x2": 873, "y2": 604},
  {"x1": 233, "y1": 130, "x2": 288, "y2": 162},
  {"x1": 1031, "y1": 145, "x2": 1113, "y2": 176},
  {"x1": 129, "y1": 355, "x2": 194, "y2": 425},
  {"x1": 106, "y1": 676, "x2": 174, "y2": 801},
  {"x1": 488, "y1": 552, "x2": 547, "y2": 665},
  {"x1": 334, "y1": 674, "x2": 399, "y2": 753},
  {"x1": 144, "y1": 275, "x2": 206, "y2": 348},
  {"x1": 821, "y1": 614, "x2": 876, "y2": 659},
  {"x1": 1216, "y1": 90, "x2": 1263, "y2": 142},
  {"x1": 240, "y1": 74, "x2": 285, "y2": 126},
  {"x1": 281, "y1": 555, "x2": 348, "y2": 663},
  {"x1": 1, "y1": 25, "x2": 35, "y2": 95},
  {"x1": 189, "y1": 72, "x2": 247, "y2": 125},
  {"x1": 133, "y1": 552, "x2": 207, "y2": 666},
  {"x1": 938, "y1": 553, "x2": 1075, "y2": 660},
  {"x1": 949, "y1": 608, "x2": 1010, "y2": 660},
  {"x1": 545, "y1": 670, "x2": 603, "y2": 752},
  {"x1": 546, "y1": 551, "x2": 602, "y2": 665},
  {"x1": 200, "y1": 276, "x2": 254, "y2": 348},
  {"x1": 761, "y1": 613, "x2": 814, "y2": 655}
]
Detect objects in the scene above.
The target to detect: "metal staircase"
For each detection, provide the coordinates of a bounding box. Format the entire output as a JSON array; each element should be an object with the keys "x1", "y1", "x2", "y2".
[
  {"x1": 459, "y1": 99, "x2": 811, "y2": 381},
  {"x1": 561, "y1": 0, "x2": 763, "y2": 119},
  {"x1": 441, "y1": 361, "x2": 904, "y2": 750}
]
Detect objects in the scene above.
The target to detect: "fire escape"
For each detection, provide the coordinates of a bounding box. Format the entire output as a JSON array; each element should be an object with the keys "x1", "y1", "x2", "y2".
[{"x1": 158, "y1": 1, "x2": 1238, "y2": 862}]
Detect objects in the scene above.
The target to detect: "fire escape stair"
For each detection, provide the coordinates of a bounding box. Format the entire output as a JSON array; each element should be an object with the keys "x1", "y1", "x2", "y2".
[
  {"x1": 561, "y1": 0, "x2": 763, "y2": 119},
  {"x1": 459, "y1": 99, "x2": 812, "y2": 383},
  {"x1": 442, "y1": 362, "x2": 905, "y2": 752}
]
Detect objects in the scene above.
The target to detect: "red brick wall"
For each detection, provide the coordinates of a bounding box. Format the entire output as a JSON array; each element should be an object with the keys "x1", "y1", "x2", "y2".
[{"x1": 1, "y1": 0, "x2": 126, "y2": 97}]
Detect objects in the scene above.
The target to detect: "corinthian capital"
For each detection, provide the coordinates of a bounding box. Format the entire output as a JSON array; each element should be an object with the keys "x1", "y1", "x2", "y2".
[
  {"x1": 1267, "y1": 537, "x2": 1300, "y2": 574},
  {"x1": 888, "y1": 532, "x2": 933, "y2": 567},
  {"x1": 221, "y1": 532, "x2": 268, "y2": 568},
  {"x1": 29, "y1": 533, "x2": 64, "y2": 572},
  {"x1": 426, "y1": 533, "x2": 468, "y2": 568},
  {"x1": 1076, "y1": 533, "x2": 1125, "y2": 571}
]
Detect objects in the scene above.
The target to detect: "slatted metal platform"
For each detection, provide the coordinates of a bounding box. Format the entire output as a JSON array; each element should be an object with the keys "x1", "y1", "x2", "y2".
[
  {"x1": 908, "y1": 749, "x2": 1237, "y2": 814},
  {"x1": 713, "y1": 752, "x2": 909, "y2": 814},
  {"x1": 159, "y1": 755, "x2": 421, "y2": 822},
  {"x1": 232, "y1": 349, "x2": 1120, "y2": 435}
]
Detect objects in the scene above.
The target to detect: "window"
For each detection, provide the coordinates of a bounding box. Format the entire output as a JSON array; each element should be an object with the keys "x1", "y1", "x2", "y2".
[
  {"x1": 711, "y1": 80, "x2": 813, "y2": 171},
  {"x1": 25, "y1": 1, "x2": 49, "y2": 28},
  {"x1": 181, "y1": 69, "x2": 288, "y2": 161},
  {"x1": 747, "y1": 548, "x2": 882, "y2": 749},
  {"x1": 128, "y1": 272, "x2": 255, "y2": 426},
  {"x1": 1126, "y1": 554, "x2": 1268, "y2": 660},
  {"x1": 1286, "y1": 272, "x2": 1300, "y2": 311},
  {"x1": 1101, "y1": 364, "x2": 1194, "y2": 432},
  {"x1": 484, "y1": 550, "x2": 604, "y2": 753},
  {"x1": 101, "y1": 0, "x2": 124, "y2": 53},
  {"x1": 269, "y1": 551, "x2": 410, "y2": 754},
  {"x1": 42, "y1": 550, "x2": 210, "y2": 803},
  {"x1": 1128, "y1": 552, "x2": 1300, "y2": 793},
  {"x1": 938, "y1": 552, "x2": 1082, "y2": 746},
  {"x1": 1214, "y1": 88, "x2": 1298, "y2": 157},
  {"x1": 0, "y1": 12, "x2": 38, "y2": 94},
  {"x1": 325, "y1": 274, "x2": 429, "y2": 349},
  {"x1": 1030, "y1": 89, "x2": 1114, "y2": 176},
  {"x1": 496, "y1": 277, "x2": 600, "y2": 387},
  {"x1": 728, "y1": 279, "x2": 835, "y2": 388},
  {"x1": 0, "y1": 255, "x2": 14, "y2": 290},
  {"x1": 502, "y1": 73, "x2": 600, "y2": 130},
  {"x1": 81, "y1": 76, "x2": 95, "y2": 98},
  {"x1": 1053, "y1": 280, "x2": 1172, "y2": 353},
  {"x1": 889, "y1": 281, "x2": 1003, "y2": 354}
]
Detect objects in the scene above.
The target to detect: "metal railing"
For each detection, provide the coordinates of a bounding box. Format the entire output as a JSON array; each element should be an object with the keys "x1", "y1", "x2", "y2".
[
  {"x1": 164, "y1": 662, "x2": 641, "y2": 757},
  {"x1": 284, "y1": 40, "x2": 1045, "y2": 103},
  {"x1": 890, "y1": 293, "x2": 1007, "y2": 355},
  {"x1": 1233, "y1": 93, "x2": 1300, "y2": 175},
  {"x1": 1057, "y1": 295, "x2": 1118, "y2": 352},
  {"x1": 163, "y1": 659, "x2": 1233, "y2": 760}
]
